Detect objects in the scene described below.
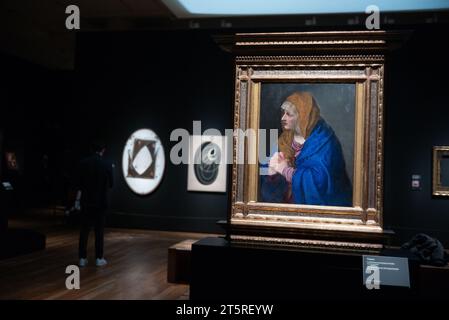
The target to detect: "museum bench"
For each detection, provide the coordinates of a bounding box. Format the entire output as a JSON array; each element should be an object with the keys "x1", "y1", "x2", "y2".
[{"x1": 167, "y1": 239, "x2": 197, "y2": 284}]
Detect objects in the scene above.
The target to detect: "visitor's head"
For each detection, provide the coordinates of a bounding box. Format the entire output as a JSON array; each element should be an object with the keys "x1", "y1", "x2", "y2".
[{"x1": 91, "y1": 139, "x2": 106, "y2": 156}]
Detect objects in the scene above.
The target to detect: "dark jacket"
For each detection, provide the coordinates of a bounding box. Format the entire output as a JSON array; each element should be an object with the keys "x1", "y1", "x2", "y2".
[
  {"x1": 401, "y1": 233, "x2": 448, "y2": 267},
  {"x1": 77, "y1": 153, "x2": 113, "y2": 210}
]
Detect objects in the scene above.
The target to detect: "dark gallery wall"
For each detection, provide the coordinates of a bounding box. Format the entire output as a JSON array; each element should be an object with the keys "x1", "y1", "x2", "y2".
[
  {"x1": 383, "y1": 26, "x2": 449, "y2": 246},
  {"x1": 73, "y1": 31, "x2": 234, "y2": 233},
  {"x1": 1, "y1": 31, "x2": 234, "y2": 233},
  {"x1": 0, "y1": 56, "x2": 78, "y2": 211},
  {"x1": 1, "y1": 25, "x2": 449, "y2": 244}
]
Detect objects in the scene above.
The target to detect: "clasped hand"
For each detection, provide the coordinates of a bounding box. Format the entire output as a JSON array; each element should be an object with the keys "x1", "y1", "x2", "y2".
[{"x1": 268, "y1": 152, "x2": 288, "y2": 175}]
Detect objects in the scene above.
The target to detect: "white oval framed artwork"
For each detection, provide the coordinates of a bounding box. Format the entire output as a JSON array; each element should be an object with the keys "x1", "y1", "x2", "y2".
[{"x1": 122, "y1": 129, "x2": 165, "y2": 195}]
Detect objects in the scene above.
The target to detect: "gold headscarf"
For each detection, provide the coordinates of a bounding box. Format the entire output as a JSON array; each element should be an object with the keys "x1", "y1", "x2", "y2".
[{"x1": 278, "y1": 92, "x2": 321, "y2": 166}]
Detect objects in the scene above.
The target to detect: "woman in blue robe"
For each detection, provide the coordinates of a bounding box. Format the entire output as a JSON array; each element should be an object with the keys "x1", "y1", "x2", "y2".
[{"x1": 260, "y1": 91, "x2": 352, "y2": 206}]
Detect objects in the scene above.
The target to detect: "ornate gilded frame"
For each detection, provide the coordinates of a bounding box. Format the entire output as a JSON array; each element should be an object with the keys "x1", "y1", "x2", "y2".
[
  {"x1": 433, "y1": 146, "x2": 449, "y2": 196},
  {"x1": 215, "y1": 31, "x2": 409, "y2": 248}
]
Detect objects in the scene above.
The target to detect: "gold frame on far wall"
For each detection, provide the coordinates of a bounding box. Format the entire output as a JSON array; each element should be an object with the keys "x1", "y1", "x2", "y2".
[
  {"x1": 433, "y1": 146, "x2": 449, "y2": 196},
  {"x1": 215, "y1": 31, "x2": 410, "y2": 249}
]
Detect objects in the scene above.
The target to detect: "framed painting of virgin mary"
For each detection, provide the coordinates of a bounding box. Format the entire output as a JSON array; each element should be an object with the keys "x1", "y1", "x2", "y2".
[{"x1": 216, "y1": 30, "x2": 407, "y2": 248}]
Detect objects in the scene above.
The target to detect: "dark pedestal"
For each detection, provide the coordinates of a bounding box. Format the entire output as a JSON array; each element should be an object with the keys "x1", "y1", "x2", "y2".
[
  {"x1": 0, "y1": 229, "x2": 46, "y2": 260},
  {"x1": 0, "y1": 184, "x2": 45, "y2": 259},
  {"x1": 0, "y1": 213, "x2": 6, "y2": 235},
  {"x1": 167, "y1": 239, "x2": 196, "y2": 284},
  {"x1": 0, "y1": 188, "x2": 9, "y2": 235},
  {"x1": 191, "y1": 237, "x2": 420, "y2": 301},
  {"x1": 419, "y1": 264, "x2": 449, "y2": 298}
]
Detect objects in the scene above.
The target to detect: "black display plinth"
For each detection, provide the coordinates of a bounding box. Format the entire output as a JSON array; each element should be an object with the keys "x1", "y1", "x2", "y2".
[
  {"x1": 0, "y1": 186, "x2": 10, "y2": 234},
  {"x1": 0, "y1": 212, "x2": 6, "y2": 235},
  {"x1": 0, "y1": 183, "x2": 46, "y2": 259},
  {"x1": 190, "y1": 237, "x2": 419, "y2": 301},
  {"x1": 0, "y1": 229, "x2": 46, "y2": 260}
]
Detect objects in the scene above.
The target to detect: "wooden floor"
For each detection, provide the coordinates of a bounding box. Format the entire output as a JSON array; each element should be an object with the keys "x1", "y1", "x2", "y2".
[{"x1": 0, "y1": 213, "x2": 215, "y2": 300}]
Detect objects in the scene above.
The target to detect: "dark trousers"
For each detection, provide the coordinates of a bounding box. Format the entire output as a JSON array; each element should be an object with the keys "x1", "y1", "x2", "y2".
[{"x1": 78, "y1": 207, "x2": 106, "y2": 259}]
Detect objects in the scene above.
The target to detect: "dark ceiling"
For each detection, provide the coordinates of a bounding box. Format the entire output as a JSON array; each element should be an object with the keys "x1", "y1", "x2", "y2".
[{"x1": 1, "y1": 0, "x2": 448, "y2": 69}]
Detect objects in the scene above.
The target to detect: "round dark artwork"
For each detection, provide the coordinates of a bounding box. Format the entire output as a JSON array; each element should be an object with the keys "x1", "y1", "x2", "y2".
[{"x1": 194, "y1": 141, "x2": 221, "y2": 185}]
